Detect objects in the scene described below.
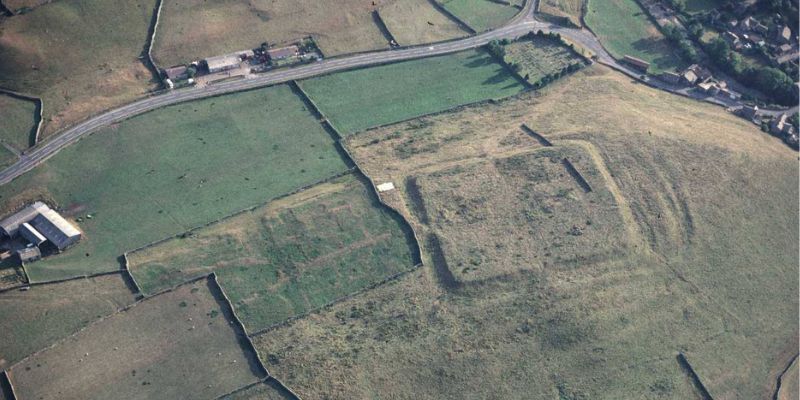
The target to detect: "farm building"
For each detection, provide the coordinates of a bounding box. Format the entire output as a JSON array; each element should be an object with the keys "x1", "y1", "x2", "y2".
[
  {"x1": 622, "y1": 55, "x2": 650, "y2": 71},
  {"x1": 0, "y1": 202, "x2": 50, "y2": 237},
  {"x1": 31, "y1": 208, "x2": 81, "y2": 251},
  {"x1": 163, "y1": 65, "x2": 189, "y2": 80},
  {"x1": 16, "y1": 247, "x2": 41, "y2": 263},
  {"x1": 0, "y1": 201, "x2": 81, "y2": 253},
  {"x1": 267, "y1": 45, "x2": 300, "y2": 61},
  {"x1": 205, "y1": 54, "x2": 241, "y2": 73},
  {"x1": 204, "y1": 50, "x2": 255, "y2": 73},
  {"x1": 19, "y1": 223, "x2": 46, "y2": 247}
]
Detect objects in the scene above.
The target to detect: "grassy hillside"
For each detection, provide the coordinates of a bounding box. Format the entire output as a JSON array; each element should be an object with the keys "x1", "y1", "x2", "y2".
[
  {"x1": 301, "y1": 49, "x2": 525, "y2": 135},
  {"x1": 154, "y1": 0, "x2": 395, "y2": 66},
  {"x1": 0, "y1": 84, "x2": 349, "y2": 282},
  {"x1": 0, "y1": 274, "x2": 136, "y2": 369},
  {"x1": 9, "y1": 277, "x2": 264, "y2": 400},
  {"x1": 379, "y1": 0, "x2": 469, "y2": 45},
  {"x1": 438, "y1": 0, "x2": 519, "y2": 31},
  {"x1": 0, "y1": 94, "x2": 36, "y2": 150},
  {"x1": 130, "y1": 175, "x2": 416, "y2": 333},
  {"x1": 260, "y1": 65, "x2": 798, "y2": 398},
  {"x1": 0, "y1": 0, "x2": 158, "y2": 138},
  {"x1": 584, "y1": 0, "x2": 684, "y2": 72}
]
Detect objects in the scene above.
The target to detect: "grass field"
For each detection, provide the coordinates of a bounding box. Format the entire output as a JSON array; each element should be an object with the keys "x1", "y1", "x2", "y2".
[
  {"x1": 0, "y1": 0, "x2": 158, "y2": 139},
  {"x1": 539, "y1": 0, "x2": 584, "y2": 26},
  {"x1": 0, "y1": 84, "x2": 349, "y2": 282},
  {"x1": 438, "y1": 0, "x2": 519, "y2": 31},
  {"x1": 301, "y1": 49, "x2": 525, "y2": 135},
  {"x1": 503, "y1": 36, "x2": 586, "y2": 84},
  {"x1": 154, "y1": 0, "x2": 397, "y2": 66},
  {"x1": 0, "y1": 94, "x2": 36, "y2": 151},
  {"x1": 282, "y1": 65, "x2": 798, "y2": 398},
  {"x1": 379, "y1": 0, "x2": 469, "y2": 45},
  {"x1": 0, "y1": 274, "x2": 136, "y2": 369},
  {"x1": 9, "y1": 277, "x2": 265, "y2": 399},
  {"x1": 130, "y1": 174, "x2": 416, "y2": 333},
  {"x1": 584, "y1": 0, "x2": 684, "y2": 72},
  {"x1": 684, "y1": 0, "x2": 723, "y2": 13}
]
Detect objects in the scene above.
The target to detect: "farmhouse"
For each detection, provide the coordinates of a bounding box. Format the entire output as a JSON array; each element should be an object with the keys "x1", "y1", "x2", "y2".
[
  {"x1": 622, "y1": 55, "x2": 650, "y2": 71},
  {"x1": 267, "y1": 45, "x2": 300, "y2": 61},
  {"x1": 204, "y1": 54, "x2": 242, "y2": 73},
  {"x1": 163, "y1": 65, "x2": 188, "y2": 80}
]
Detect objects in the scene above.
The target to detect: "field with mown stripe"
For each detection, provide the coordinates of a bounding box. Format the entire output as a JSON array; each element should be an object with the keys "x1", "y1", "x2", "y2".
[{"x1": 130, "y1": 174, "x2": 417, "y2": 333}]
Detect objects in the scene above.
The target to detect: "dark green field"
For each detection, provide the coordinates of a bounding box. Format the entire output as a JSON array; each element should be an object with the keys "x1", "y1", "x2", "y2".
[
  {"x1": 0, "y1": 84, "x2": 349, "y2": 282},
  {"x1": 129, "y1": 175, "x2": 416, "y2": 333},
  {"x1": 301, "y1": 49, "x2": 526, "y2": 135}
]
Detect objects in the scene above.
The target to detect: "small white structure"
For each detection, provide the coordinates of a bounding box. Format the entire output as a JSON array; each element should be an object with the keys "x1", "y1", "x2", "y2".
[{"x1": 376, "y1": 182, "x2": 395, "y2": 192}]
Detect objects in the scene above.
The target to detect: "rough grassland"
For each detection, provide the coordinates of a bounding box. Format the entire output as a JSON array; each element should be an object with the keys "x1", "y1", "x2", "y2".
[
  {"x1": 539, "y1": 0, "x2": 584, "y2": 26},
  {"x1": 9, "y1": 277, "x2": 264, "y2": 400},
  {"x1": 220, "y1": 381, "x2": 294, "y2": 400},
  {"x1": 0, "y1": 84, "x2": 349, "y2": 282},
  {"x1": 0, "y1": 274, "x2": 136, "y2": 369},
  {"x1": 286, "y1": 66, "x2": 798, "y2": 398},
  {"x1": 301, "y1": 49, "x2": 525, "y2": 135},
  {"x1": 0, "y1": 94, "x2": 36, "y2": 150},
  {"x1": 3, "y1": 0, "x2": 47, "y2": 12},
  {"x1": 154, "y1": 0, "x2": 394, "y2": 66},
  {"x1": 414, "y1": 146, "x2": 632, "y2": 284},
  {"x1": 584, "y1": 0, "x2": 684, "y2": 72},
  {"x1": 777, "y1": 358, "x2": 798, "y2": 400},
  {"x1": 504, "y1": 36, "x2": 585, "y2": 83},
  {"x1": 379, "y1": 0, "x2": 469, "y2": 45},
  {"x1": 0, "y1": 0, "x2": 157, "y2": 138},
  {"x1": 129, "y1": 175, "x2": 416, "y2": 333},
  {"x1": 438, "y1": 0, "x2": 519, "y2": 31}
]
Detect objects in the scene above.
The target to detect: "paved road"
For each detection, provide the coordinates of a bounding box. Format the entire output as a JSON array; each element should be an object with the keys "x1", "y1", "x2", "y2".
[{"x1": 0, "y1": 3, "x2": 793, "y2": 185}]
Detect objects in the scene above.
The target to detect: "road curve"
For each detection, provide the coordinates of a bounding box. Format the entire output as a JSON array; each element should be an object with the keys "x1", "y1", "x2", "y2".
[{"x1": 0, "y1": 3, "x2": 792, "y2": 185}]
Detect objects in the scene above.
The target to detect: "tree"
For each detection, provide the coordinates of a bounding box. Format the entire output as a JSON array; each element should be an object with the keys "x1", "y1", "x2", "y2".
[{"x1": 186, "y1": 65, "x2": 197, "y2": 78}]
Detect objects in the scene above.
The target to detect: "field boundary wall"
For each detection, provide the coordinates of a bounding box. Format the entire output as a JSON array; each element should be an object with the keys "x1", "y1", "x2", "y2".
[
  {"x1": 209, "y1": 273, "x2": 270, "y2": 378},
  {"x1": 676, "y1": 352, "x2": 714, "y2": 400},
  {"x1": 0, "y1": 88, "x2": 44, "y2": 148},
  {"x1": 520, "y1": 124, "x2": 553, "y2": 146},
  {"x1": 372, "y1": 10, "x2": 400, "y2": 46},
  {"x1": 0, "y1": 370, "x2": 17, "y2": 400},
  {"x1": 248, "y1": 262, "x2": 423, "y2": 338},
  {"x1": 143, "y1": 0, "x2": 164, "y2": 84},
  {"x1": 426, "y1": 0, "x2": 477, "y2": 34}
]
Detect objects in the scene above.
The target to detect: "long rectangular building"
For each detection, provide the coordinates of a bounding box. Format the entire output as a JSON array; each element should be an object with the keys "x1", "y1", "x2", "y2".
[
  {"x1": 30, "y1": 208, "x2": 81, "y2": 250},
  {"x1": 0, "y1": 202, "x2": 50, "y2": 237}
]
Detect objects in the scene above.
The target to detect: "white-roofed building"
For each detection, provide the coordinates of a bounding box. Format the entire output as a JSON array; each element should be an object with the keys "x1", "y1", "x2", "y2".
[{"x1": 30, "y1": 208, "x2": 81, "y2": 251}]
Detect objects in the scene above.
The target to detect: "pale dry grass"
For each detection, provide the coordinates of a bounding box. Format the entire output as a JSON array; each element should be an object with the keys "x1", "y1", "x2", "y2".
[
  {"x1": 330, "y1": 65, "x2": 797, "y2": 398},
  {"x1": 379, "y1": 0, "x2": 468, "y2": 45},
  {"x1": 0, "y1": 274, "x2": 136, "y2": 370},
  {"x1": 153, "y1": 0, "x2": 396, "y2": 66},
  {"x1": 0, "y1": 0, "x2": 158, "y2": 139},
  {"x1": 9, "y1": 277, "x2": 264, "y2": 400},
  {"x1": 539, "y1": 0, "x2": 584, "y2": 26}
]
